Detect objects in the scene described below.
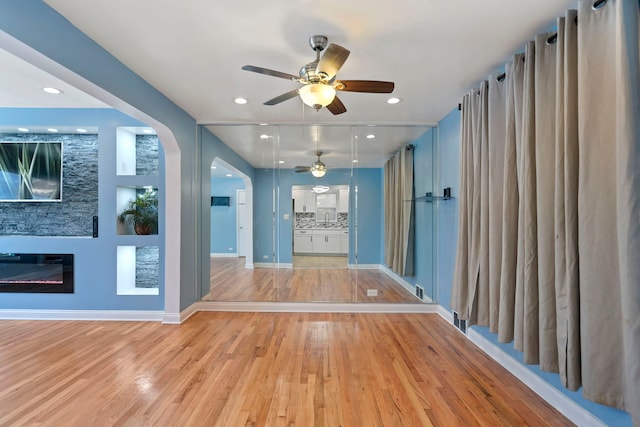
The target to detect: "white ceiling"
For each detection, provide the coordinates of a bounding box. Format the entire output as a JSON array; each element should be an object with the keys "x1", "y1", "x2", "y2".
[{"x1": 2, "y1": 0, "x2": 578, "y2": 168}]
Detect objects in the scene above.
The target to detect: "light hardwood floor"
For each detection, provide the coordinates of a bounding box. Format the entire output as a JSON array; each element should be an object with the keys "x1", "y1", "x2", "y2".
[
  {"x1": 0, "y1": 312, "x2": 573, "y2": 426},
  {"x1": 206, "y1": 257, "x2": 422, "y2": 303}
]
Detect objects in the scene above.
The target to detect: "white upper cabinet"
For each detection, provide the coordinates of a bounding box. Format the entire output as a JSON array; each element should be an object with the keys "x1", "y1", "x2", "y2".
[
  {"x1": 338, "y1": 189, "x2": 349, "y2": 213},
  {"x1": 293, "y1": 189, "x2": 316, "y2": 213}
]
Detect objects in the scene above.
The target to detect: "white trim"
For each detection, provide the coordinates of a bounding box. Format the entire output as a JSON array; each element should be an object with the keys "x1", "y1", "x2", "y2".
[
  {"x1": 434, "y1": 303, "x2": 606, "y2": 427},
  {"x1": 436, "y1": 304, "x2": 453, "y2": 323},
  {"x1": 245, "y1": 262, "x2": 254, "y2": 269},
  {"x1": 347, "y1": 263, "x2": 380, "y2": 269},
  {"x1": 0, "y1": 309, "x2": 163, "y2": 322},
  {"x1": 254, "y1": 262, "x2": 293, "y2": 269},
  {"x1": 379, "y1": 265, "x2": 430, "y2": 303},
  {"x1": 210, "y1": 252, "x2": 239, "y2": 257},
  {"x1": 193, "y1": 301, "x2": 438, "y2": 313}
]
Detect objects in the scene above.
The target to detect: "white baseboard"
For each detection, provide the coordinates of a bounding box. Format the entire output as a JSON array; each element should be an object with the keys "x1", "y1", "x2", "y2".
[
  {"x1": 254, "y1": 262, "x2": 293, "y2": 269},
  {"x1": 347, "y1": 263, "x2": 380, "y2": 269},
  {"x1": 245, "y1": 263, "x2": 254, "y2": 269},
  {"x1": 379, "y1": 265, "x2": 431, "y2": 303},
  {"x1": 0, "y1": 309, "x2": 164, "y2": 322},
  {"x1": 210, "y1": 253, "x2": 238, "y2": 257},
  {"x1": 193, "y1": 301, "x2": 438, "y2": 313},
  {"x1": 435, "y1": 304, "x2": 606, "y2": 427}
]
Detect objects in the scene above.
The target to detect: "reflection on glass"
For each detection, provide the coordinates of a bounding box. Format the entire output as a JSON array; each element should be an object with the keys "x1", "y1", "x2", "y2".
[{"x1": 202, "y1": 124, "x2": 435, "y2": 305}]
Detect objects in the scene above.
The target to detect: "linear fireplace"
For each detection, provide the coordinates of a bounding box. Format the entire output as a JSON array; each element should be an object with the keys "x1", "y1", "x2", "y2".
[{"x1": 0, "y1": 253, "x2": 74, "y2": 293}]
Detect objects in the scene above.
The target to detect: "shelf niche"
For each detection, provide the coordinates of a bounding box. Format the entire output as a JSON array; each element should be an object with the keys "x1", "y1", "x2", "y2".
[{"x1": 116, "y1": 245, "x2": 159, "y2": 295}]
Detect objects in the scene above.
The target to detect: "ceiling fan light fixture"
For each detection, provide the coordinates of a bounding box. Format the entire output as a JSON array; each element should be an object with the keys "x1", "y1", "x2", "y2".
[
  {"x1": 310, "y1": 160, "x2": 327, "y2": 177},
  {"x1": 298, "y1": 84, "x2": 336, "y2": 109},
  {"x1": 312, "y1": 185, "x2": 330, "y2": 193}
]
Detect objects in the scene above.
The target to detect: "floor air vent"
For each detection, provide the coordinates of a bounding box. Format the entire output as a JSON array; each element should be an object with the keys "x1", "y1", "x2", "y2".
[
  {"x1": 452, "y1": 311, "x2": 468, "y2": 334},
  {"x1": 415, "y1": 285, "x2": 424, "y2": 300}
]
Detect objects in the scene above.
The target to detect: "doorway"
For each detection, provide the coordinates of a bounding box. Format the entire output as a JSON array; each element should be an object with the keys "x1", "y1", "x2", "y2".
[{"x1": 292, "y1": 184, "x2": 349, "y2": 269}]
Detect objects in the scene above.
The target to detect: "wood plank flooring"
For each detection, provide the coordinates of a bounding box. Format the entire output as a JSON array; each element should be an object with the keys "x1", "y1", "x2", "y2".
[
  {"x1": 207, "y1": 257, "x2": 421, "y2": 303},
  {"x1": 0, "y1": 312, "x2": 573, "y2": 426}
]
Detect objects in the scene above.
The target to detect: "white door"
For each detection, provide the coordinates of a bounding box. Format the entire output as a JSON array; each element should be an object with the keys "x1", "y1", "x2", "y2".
[{"x1": 237, "y1": 189, "x2": 247, "y2": 257}]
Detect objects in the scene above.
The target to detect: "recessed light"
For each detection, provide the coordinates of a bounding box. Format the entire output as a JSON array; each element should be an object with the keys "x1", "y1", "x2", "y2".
[
  {"x1": 143, "y1": 129, "x2": 153, "y2": 134},
  {"x1": 259, "y1": 123, "x2": 269, "y2": 126},
  {"x1": 352, "y1": 159, "x2": 359, "y2": 163},
  {"x1": 211, "y1": 166, "x2": 217, "y2": 169},
  {"x1": 387, "y1": 97, "x2": 402, "y2": 104},
  {"x1": 226, "y1": 173, "x2": 232, "y2": 177},
  {"x1": 47, "y1": 128, "x2": 58, "y2": 133},
  {"x1": 234, "y1": 97, "x2": 248, "y2": 105},
  {"x1": 278, "y1": 160, "x2": 285, "y2": 164},
  {"x1": 42, "y1": 87, "x2": 63, "y2": 95},
  {"x1": 259, "y1": 134, "x2": 270, "y2": 139},
  {"x1": 76, "y1": 128, "x2": 87, "y2": 133},
  {"x1": 366, "y1": 134, "x2": 376, "y2": 139},
  {"x1": 17, "y1": 128, "x2": 29, "y2": 132}
]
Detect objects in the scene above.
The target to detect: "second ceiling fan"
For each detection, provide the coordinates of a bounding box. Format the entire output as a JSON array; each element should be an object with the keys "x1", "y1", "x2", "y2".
[{"x1": 242, "y1": 35, "x2": 395, "y2": 115}]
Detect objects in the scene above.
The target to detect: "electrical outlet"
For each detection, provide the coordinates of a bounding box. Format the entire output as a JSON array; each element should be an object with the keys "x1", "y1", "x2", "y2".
[
  {"x1": 367, "y1": 289, "x2": 378, "y2": 297},
  {"x1": 228, "y1": 247, "x2": 233, "y2": 251},
  {"x1": 262, "y1": 255, "x2": 269, "y2": 260}
]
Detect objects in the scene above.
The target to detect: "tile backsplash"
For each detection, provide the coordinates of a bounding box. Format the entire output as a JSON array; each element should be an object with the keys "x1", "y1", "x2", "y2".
[{"x1": 295, "y1": 212, "x2": 348, "y2": 229}]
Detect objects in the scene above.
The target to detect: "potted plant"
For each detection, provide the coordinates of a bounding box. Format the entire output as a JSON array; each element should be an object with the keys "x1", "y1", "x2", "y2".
[{"x1": 117, "y1": 188, "x2": 158, "y2": 235}]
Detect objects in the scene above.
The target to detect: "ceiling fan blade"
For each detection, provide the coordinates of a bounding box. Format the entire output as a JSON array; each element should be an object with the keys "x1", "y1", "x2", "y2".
[
  {"x1": 264, "y1": 89, "x2": 300, "y2": 106},
  {"x1": 335, "y1": 80, "x2": 395, "y2": 93},
  {"x1": 241, "y1": 65, "x2": 299, "y2": 81},
  {"x1": 326, "y1": 96, "x2": 347, "y2": 115},
  {"x1": 316, "y1": 44, "x2": 350, "y2": 80},
  {"x1": 294, "y1": 166, "x2": 312, "y2": 173}
]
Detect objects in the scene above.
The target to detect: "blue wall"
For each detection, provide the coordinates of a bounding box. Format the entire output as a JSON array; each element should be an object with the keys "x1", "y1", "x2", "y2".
[
  {"x1": 0, "y1": 108, "x2": 165, "y2": 310},
  {"x1": 397, "y1": 129, "x2": 437, "y2": 299},
  {"x1": 0, "y1": 0, "x2": 201, "y2": 311},
  {"x1": 210, "y1": 177, "x2": 244, "y2": 254},
  {"x1": 435, "y1": 107, "x2": 631, "y2": 426},
  {"x1": 253, "y1": 167, "x2": 382, "y2": 266}
]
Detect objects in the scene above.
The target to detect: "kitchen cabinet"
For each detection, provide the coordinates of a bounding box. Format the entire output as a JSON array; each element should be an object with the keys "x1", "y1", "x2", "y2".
[
  {"x1": 293, "y1": 230, "x2": 313, "y2": 253},
  {"x1": 294, "y1": 229, "x2": 345, "y2": 254},
  {"x1": 338, "y1": 189, "x2": 349, "y2": 213},
  {"x1": 340, "y1": 230, "x2": 349, "y2": 254},
  {"x1": 293, "y1": 189, "x2": 316, "y2": 213},
  {"x1": 312, "y1": 230, "x2": 341, "y2": 254}
]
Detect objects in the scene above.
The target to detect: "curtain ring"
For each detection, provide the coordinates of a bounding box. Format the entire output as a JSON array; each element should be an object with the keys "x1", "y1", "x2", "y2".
[
  {"x1": 496, "y1": 73, "x2": 506, "y2": 82},
  {"x1": 546, "y1": 32, "x2": 558, "y2": 45},
  {"x1": 592, "y1": 0, "x2": 607, "y2": 10}
]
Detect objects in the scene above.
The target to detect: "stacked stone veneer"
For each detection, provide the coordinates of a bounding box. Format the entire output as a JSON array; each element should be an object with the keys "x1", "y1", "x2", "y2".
[
  {"x1": 0, "y1": 133, "x2": 98, "y2": 236},
  {"x1": 135, "y1": 135, "x2": 159, "y2": 176},
  {"x1": 135, "y1": 246, "x2": 159, "y2": 288},
  {"x1": 295, "y1": 212, "x2": 348, "y2": 229}
]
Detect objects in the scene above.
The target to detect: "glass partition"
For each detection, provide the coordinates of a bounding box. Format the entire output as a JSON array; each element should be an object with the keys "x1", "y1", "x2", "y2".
[{"x1": 200, "y1": 123, "x2": 435, "y2": 305}]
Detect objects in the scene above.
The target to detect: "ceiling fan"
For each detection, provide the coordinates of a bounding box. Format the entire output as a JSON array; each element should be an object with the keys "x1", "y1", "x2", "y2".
[
  {"x1": 241, "y1": 35, "x2": 395, "y2": 115},
  {"x1": 294, "y1": 150, "x2": 327, "y2": 177}
]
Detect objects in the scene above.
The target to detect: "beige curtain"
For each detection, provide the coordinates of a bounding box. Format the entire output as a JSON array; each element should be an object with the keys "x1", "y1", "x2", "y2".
[
  {"x1": 554, "y1": 10, "x2": 581, "y2": 391},
  {"x1": 488, "y1": 72, "x2": 508, "y2": 333},
  {"x1": 452, "y1": 1, "x2": 640, "y2": 422},
  {"x1": 383, "y1": 146, "x2": 414, "y2": 276},
  {"x1": 577, "y1": 0, "x2": 640, "y2": 421},
  {"x1": 498, "y1": 54, "x2": 524, "y2": 344}
]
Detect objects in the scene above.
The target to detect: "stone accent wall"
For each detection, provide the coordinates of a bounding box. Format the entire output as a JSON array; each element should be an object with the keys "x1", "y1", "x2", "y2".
[
  {"x1": 0, "y1": 133, "x2": 98, "y2": 236},
  {"x1": 135, "y1": 135, "x2": 159, "y2": 176},
  {"x1": 135, "y1": 246, "x2": 159, "y2": 288}
]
